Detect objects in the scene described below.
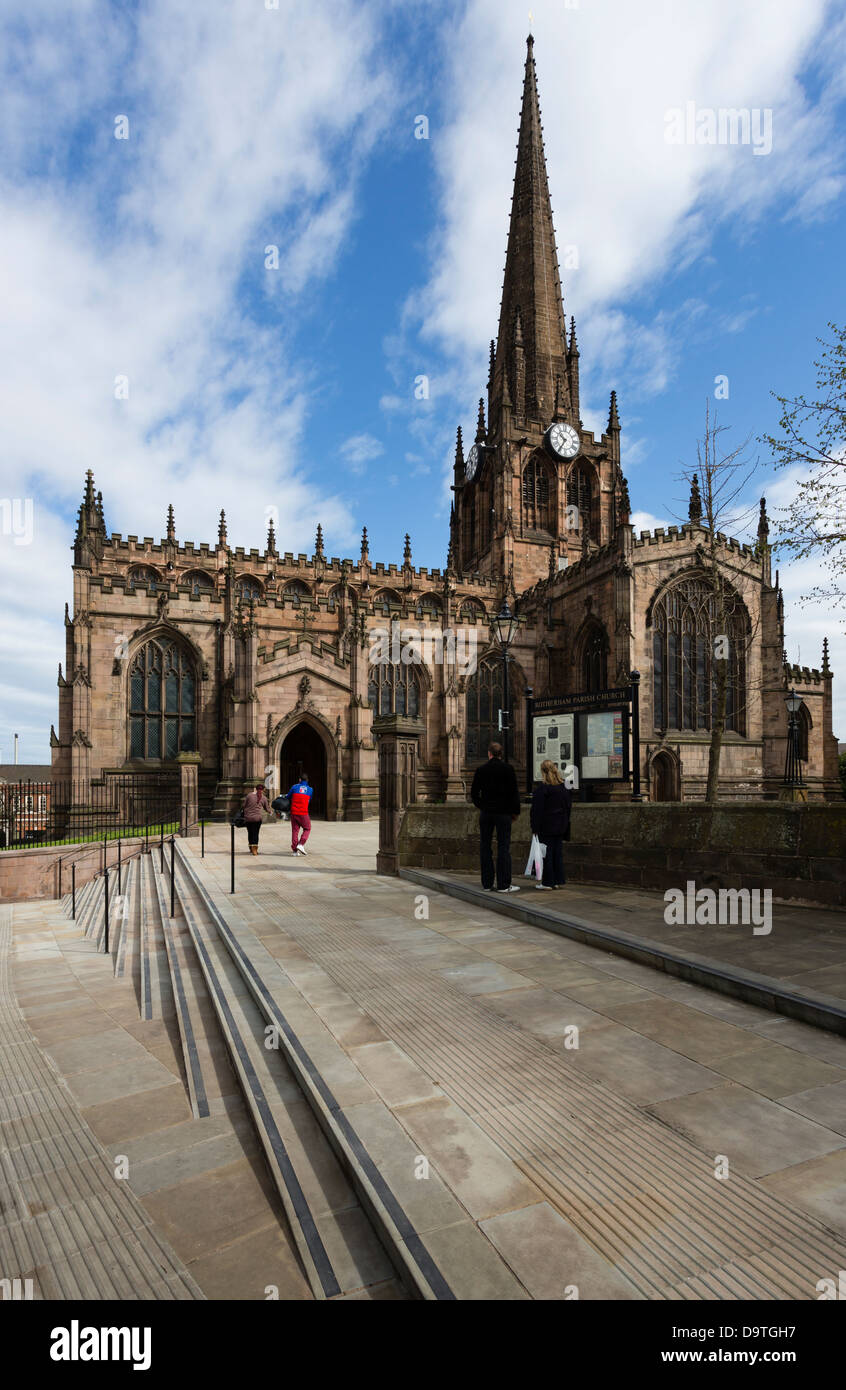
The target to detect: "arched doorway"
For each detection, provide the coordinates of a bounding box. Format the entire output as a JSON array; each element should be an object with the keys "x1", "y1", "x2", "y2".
[
  {"x1": 651, "y1": 750, "x2": 679, "y2": 802},
  {"x1": 280, "y1": 722, "x2": 327, "y2": 818}
]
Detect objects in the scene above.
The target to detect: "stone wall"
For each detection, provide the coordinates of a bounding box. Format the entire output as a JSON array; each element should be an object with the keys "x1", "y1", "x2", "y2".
[
  {"x1": 0, "y1": 840, "x2": 127, "y2": 904},
  {"x1": 397, "y1": 802, "x2": 846, "y2": 907}
]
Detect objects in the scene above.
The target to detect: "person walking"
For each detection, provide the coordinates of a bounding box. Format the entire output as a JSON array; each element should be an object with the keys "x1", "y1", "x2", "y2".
[
  {"x1": 287, "y1": 773, "x2": 313, "y2": 856},
  {"x1": 530, "y1": 760, "x2": 572, "y2": 890},
  {"x1": 470, "y1": 742, "x2": 522, "y2": 893},
  {"x1": 243, "y1": 781, "x2": 271, "y2": 857}
]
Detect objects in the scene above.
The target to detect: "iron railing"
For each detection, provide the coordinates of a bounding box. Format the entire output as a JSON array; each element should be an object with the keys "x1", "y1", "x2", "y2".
[
  {"x1": 0, "y1": 774, "x2": 183, "y2": 850},
  {"x1": 64, "y1": 805, "x2": 212, "y2": 950}
]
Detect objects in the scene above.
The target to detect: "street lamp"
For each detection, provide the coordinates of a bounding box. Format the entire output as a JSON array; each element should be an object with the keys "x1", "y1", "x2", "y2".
[
  {"x1": 494, "y1": 600, "x2": 517, "y2": 763},
  {"x1": 783, "y1": 688, "x2": 805, "y2": 789}
]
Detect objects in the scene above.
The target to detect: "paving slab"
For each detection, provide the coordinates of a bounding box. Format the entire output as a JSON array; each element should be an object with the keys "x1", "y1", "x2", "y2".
[
  {"x1": 347, "y1": 1040, "x2": 444, "y2": 1108},
  {"x1": 648, "y1": 1083, "x2": 845, "y2": 1177},
  {"x1": 406, "y1": 867, "x2": 846, "y2": 1032},
  {"x1": 480, "y1": 1201, "x2": 643, "y2": 1300},
  {"x1": 708, "y1": 1042, "x2": 846, "y2": 1099},
  {"x1": 759, "y1": 1148, "x2": 846, "y2": 1236},
  {"x1": 390, "y1": 1095, "x2": 546, "y2": 1221},
  {"x1": 777, "y1": 1082, "x2": 846, "y2": 1136}
]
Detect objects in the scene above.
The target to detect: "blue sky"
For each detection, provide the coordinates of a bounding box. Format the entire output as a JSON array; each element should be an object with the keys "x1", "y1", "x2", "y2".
[{"x1": 1, "y1": 0, "x2": 845, "y2": 762}]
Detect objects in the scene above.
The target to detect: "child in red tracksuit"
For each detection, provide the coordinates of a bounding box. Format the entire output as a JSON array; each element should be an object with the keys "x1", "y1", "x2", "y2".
[{"x1": 288, "y1": 777, "x2": 313, "y2": 855}]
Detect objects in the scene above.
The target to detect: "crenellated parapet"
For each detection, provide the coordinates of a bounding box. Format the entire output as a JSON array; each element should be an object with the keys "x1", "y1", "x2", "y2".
[
  {"x1": 784, "y1": 662, "x2": 827, "y2": 686},
  {"x1": 633, "y1": 525, "x2": 758, "y2": 562}
]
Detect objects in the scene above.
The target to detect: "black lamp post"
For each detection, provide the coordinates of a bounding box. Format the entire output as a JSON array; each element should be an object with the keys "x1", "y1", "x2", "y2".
[
  {"x1": 783, "y1": 688, "x2": 805, "y2": 789},
  {"x1": 493, "y1": 600, "x2": 518, "y2": 763}
]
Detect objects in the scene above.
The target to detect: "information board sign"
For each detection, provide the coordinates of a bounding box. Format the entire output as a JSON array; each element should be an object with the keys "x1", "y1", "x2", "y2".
[
  {"x1": 525, "y1": 677, "x2": 642, "y2": 799},
  {"x1": 580, "y1": 709, "x2": 625, "y2": 780},
  {"x1": 532, "y1": 712, "x2": 576, "y2": 784}
]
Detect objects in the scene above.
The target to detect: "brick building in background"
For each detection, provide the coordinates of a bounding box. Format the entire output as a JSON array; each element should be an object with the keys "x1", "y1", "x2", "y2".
[
  {"x1": 0, "y1": 766, "x2": 52, "y2": 847},
  {"x1": 51, "y1": 36, "x2": 840, "y2": 815}
]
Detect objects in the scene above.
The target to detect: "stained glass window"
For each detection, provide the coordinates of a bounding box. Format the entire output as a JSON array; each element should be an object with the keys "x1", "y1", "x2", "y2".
[
  {"x1": 368, "y1": 663, "x2": 421, "y2": 718},
  {"x1": 652, "y1": 578, "x2": 746, "y2": 734},
  {"x1": 128, "y1": 640, "x2": 197, "y2": 759},
  {"x1": 581, "y1": 625, "x2": 608, "y2": 693},
  {"x1": 465, "y1": 660, "x2": 504, "y2": 760}
]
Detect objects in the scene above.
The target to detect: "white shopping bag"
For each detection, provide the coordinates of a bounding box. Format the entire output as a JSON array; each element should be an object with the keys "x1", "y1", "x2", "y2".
[{"x1": 523, "y1": 834, "x2": 546, "y2": 879}]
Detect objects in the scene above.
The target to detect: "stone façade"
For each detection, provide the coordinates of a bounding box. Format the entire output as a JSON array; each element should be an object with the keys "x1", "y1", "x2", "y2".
[{"x1": 50, "y1": 36, "x2": 840, "y2": 813}]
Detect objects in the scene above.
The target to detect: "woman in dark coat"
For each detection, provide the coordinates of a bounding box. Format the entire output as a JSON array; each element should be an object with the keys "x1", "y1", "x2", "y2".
[
  {"x1": 243, "y1": 782, "x2": 271, "y2": 857},
  {"x1": 530, "y1": 759, "x2": 572, "y2": 890}
]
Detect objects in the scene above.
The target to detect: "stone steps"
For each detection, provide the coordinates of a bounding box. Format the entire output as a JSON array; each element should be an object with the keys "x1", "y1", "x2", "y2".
[
  {"x1": 109, "y1": 856, "x2": 135, "y2": 967},
  {"x1": 165, "y1": 851, "x2": 400, "y2": 1299},
  {"x1": 173, "y1": 842, "x2": 466, "y2": 1301},
  {"x1": 148, "y1": 853, "x2": 216, "y2": 1121},
  {"x1": 64, "y1": 841, "x2": 463, "y2": 1300},
  {"x1": 137, "y1": 854, "x2": 174, "y2": 1021},
  {"x1": 114, "y1": 856, "x2": 140, "y2": 980},
  {"x1": 79, "y1": 877, "x2": 104, "y2": 940}
]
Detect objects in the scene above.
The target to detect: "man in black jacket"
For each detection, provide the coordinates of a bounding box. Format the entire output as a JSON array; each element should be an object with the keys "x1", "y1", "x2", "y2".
[{"x1": 470, "y1": 743, "x2": 522, "y2": 893}]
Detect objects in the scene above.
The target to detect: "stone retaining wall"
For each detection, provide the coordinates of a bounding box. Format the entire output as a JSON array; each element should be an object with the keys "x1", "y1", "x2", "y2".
[
  {"x1": 0, "y1": 840, "x2": 126, "y2": 904},
  {"x1": 397, "y1": 802, "x2": 846, "y2": 908}
]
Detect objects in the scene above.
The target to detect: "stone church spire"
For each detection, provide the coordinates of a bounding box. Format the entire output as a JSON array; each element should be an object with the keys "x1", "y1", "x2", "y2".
[
  {"x1": 491, "y1": 34, "x2": 569, "y2": 427},
  {"x1": 73, "y1": 469, "x2": 106, "y2": 566}
]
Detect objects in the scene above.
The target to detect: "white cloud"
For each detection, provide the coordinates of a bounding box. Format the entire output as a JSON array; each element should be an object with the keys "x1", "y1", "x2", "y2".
[
  {"x1": 630, "y1": 510, "x2": 672, "y2": 536},
  {"x1": 402, "y1": 0, "x2": 844, "y2": 426},
  {"x1": 0, "y1": 0, "x2": 394, "y2": 760},
  {"x1": 339, "y1": 433, "x2": 385, "y2": 474}
]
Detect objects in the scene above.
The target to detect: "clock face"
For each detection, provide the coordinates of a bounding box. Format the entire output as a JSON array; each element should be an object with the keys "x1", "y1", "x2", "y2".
[
  {"x1": 548, "y1": 422, "x2": 580, "y2": 460},
  {"x1": 465, "y1": 444, "x2": 480, "y2": 481}
]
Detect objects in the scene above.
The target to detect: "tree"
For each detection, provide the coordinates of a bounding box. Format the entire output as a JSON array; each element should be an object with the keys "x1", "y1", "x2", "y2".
[
  {"x1": 839, "y1": 749, "x2": 846, "y2": 802},
  {"x1": 764, "y1": 321, "x2": 846, "y2": 615},
  {"x1": 679, "y1": 403, "x2": 761, "y2": 803}
]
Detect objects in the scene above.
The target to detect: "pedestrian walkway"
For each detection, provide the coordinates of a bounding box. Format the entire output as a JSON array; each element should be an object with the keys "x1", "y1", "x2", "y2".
[
  {"x1": 400, "y1": 867, "x2": 846, "y2": 1033},
  {"x1": 184, "y1": 821, "x2": 846, "y2": 1298}
]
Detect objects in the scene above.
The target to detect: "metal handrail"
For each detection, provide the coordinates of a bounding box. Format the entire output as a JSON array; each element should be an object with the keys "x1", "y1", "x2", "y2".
[
  {"x1": 57, "y1": 804, "x2": 188, "y2": 898},
  {"x1": 70, "y1": 839, "x2": 147, "y2": 934},
  {"x1": 68, "y1": 805, "x2": 213, "y2": 945}
]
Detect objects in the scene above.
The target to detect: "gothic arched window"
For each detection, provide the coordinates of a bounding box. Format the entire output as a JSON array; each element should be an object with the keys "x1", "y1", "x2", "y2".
[
  {"x1": 129, "y1": 639, "x2": 196, "y2": 759},
  {"x1": 283, "y1": 580, "x2": 310, "y2": 608},
  {"x1": 581, "y1": 624, "x2": 608, "y2": 693},
  {"x1": 567, "y1": 464, "x2": 597, "y2": 542},
  {"x1": 182, "y1": 570, "x2": 214, "y2": 597},
  {"x1": 459, "y1": 599, "x2": 487, "y2": 625},
  {"x1": 368, "y1": 663, "x2": 421, "y2": 717},
  {"x1": 465, "y1": 659, "x2": 504, "y2": 760},
  {"x1": 373, "y1": 588, "x2": 402, "y2": 617},
  {"x1": 236, "y1": 576, "x2": 263, "y2": 603},
  {"x1": 415, "y1": 593, "x2": 443, "y2": 620},
  {"x1": 652, "y1": 577, "x2": 746, "y2": 735},
  {"x1": 522, "y1": 457, "x2": 551, "y2": 532},
  {"x1": 128, "y1": 566, "x2": 160, "y2": 590}
]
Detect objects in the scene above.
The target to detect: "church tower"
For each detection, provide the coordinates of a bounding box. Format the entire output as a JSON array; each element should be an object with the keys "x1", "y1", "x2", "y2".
[{"x1": 453, "y1": 34, "x2": 623, "y2": 593}]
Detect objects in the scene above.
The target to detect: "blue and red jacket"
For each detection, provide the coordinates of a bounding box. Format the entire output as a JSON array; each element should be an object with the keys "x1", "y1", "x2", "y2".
[{"x1": 287, "y1": 782, "x2": 313, "y2": 817}]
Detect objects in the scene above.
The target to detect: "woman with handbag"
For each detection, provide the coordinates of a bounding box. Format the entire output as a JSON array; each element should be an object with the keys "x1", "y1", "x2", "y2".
[
  {"x1": 242, "y1": 781, "x2": 271, "y2": 856},
  {"x1": 530, "y1": 760, "x2": 572, "y2": 890}
]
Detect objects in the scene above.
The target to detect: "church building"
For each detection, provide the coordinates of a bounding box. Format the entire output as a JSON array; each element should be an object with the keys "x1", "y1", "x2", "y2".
[{"x1": 51, "y1": 36, "x2": 840, "y2": 814}]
